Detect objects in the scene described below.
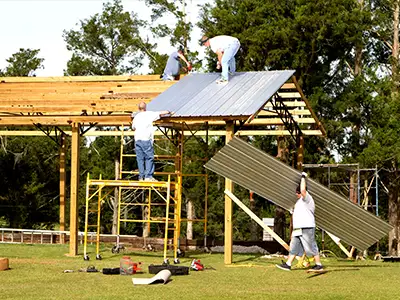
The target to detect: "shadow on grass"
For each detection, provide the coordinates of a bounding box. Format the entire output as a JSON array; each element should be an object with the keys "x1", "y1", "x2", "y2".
[
  {"x1": 233, "y1": 255, "x2": 263, "y2": 264},
  {"x1": 306, "y1": 267, "x2": 360, "y2": 278},
  {"x1": 333, "y1": 264, "x2": 386, "y2": 268}
]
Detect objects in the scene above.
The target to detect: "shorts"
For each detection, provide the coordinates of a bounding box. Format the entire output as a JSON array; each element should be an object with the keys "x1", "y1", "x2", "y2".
[{"x1": 289, "y1": 227, "x2": 319, "y2": 257}]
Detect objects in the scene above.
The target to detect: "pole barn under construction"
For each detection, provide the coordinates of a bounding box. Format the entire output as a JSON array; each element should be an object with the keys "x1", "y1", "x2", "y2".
[{"x1": 0, "y1": 71, "x2": 328, "y2": 263}]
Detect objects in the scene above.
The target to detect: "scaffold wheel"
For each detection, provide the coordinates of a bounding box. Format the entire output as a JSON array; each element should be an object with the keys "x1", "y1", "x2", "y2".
[{"x1": 177, "y1": 249, "x2": 185, "y2": 257}]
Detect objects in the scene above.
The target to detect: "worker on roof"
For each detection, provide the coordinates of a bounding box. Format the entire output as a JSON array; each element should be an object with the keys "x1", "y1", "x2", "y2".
[
  {"x1": 199, "y1": 35, "x2": 240, "y2": 84},
  {"x1": 161, "y1": 47, "x2": 192, "y2": 81},
  {"x1": 276, "y1": 172, "x2": 324, "y2": 272},
  {"x1": 131, "y1": 102, "x2": 172, "y2": 182}
]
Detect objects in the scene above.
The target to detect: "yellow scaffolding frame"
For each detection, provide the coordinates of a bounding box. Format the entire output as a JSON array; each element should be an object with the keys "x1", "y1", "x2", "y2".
[
  {"x1": 83, "y1": 126, "x2": 209, "y2": 262},
  {"x1": 83, "y1": 173, "x2": 176, "y2": 260}
]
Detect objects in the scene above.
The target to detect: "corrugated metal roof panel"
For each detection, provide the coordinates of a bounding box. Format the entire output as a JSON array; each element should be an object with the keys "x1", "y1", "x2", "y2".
[
  {"x1": 147, "y1": 71, "x2": 295, "y2": 117},
  {"x1": 205, "y1": 137, "x2": 392, "y2": 250}
]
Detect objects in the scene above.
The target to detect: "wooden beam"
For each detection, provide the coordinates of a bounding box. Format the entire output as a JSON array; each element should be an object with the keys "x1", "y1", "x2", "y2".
[
  {"x1": 249, "y1": 118, "x2": 316, "y2": 125},
  {"x1": 263, "y1": 101, "x2": 306, "y2": 107},
  {"x1": 0, "y1": 103, "x2": 151, "y2": 114},
  {"x1": 0, "y1": 115, "x2": 316, "y2": 125},
  {"x1": 69, "y1": 123, "x2": 80, "y2": 256},
  {"x1": 0, "y1": 99, "x2": 153, "y2": 106},
  {"x1": 0, "y1": 115, "x2": 260, "y2": 126},
  {"x1": 277, "y1": 92, "x2": 301, "y2": 98},
  {"x1": 0, "y1": 85, "x2": 173, "y2": 96},
  {"x1": 59, "y1": 134, "x2": 66, "y2": 244},
  {"x1": 225, "y1": 121, "x2": 234, "y2": 265},
  {"x1": 0, "y1": 129, "x2": 324, "y2": 137},
  {"x1": 235, "y1": 130, "x2": 322, "y2": 136},
  {"x1": 258, "y1": 109, "x2": 311, "y2": 116},
  {"x1": 0, "y1": 114, "x2": 131, "y2": 125},
  {"x1": 0, "y1": 81, "x2": 172, "y2": 89},
  {"x1": 0, "y1": 75, "x2": 166, "y2": 83},
  {"x1": 280, "y1": 83, "x2": 296, "y2": 89},
  {"x1": 183, "y1": 117, "x2": 316, "y2": 125},
  {"x1": 162, "y1": 116, "x2": 249, "y2": 122},
  {"x1": 100, "y1": 92, "x2": 160, "y2": 99},
  {"x1": 325, "y1": 231, "x2": 352, "y2": 258},
  {"x1": 224, "y1": 190, "x2": 289, "y2": 251}
]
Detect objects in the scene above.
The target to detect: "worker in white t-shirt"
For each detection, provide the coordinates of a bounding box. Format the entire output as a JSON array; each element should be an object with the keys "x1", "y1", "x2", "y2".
[
  {"x1": 276, "y1": 172, "x2": 324, "y2": 272},
  {"x1": 131, "y1": 102, "x2": 172, "y2": 181},
  {"x1": 200, "y1": 35, "x2": 240, "y2": 84}
]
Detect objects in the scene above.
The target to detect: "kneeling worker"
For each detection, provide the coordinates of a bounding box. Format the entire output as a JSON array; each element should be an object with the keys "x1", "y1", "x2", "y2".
[{"x1": 161, "y1": 47, "x2": 191, "y2": 81}]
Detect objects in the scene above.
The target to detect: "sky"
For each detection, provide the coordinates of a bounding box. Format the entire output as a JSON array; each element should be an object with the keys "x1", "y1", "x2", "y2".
[{"x1": 0, "y1": 0, "x2": 208, "y2": 76}]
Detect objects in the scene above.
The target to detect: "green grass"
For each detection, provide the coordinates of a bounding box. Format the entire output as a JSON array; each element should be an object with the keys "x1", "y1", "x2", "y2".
[{"x1": 0, "y1": 243, "x2": 399, "y2": 300}]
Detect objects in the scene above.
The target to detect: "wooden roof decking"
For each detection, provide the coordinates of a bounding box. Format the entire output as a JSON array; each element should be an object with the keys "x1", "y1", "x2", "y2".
[
  {"x1": 0, "y1": 75, "x2": 173, "y2": 116},
  {"x1": 0, "y1": 74, "x2": 325, "y2": 137}
]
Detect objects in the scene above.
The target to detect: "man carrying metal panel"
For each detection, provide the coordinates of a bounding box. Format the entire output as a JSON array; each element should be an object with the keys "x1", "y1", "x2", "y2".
[
  {"x1": 276, "y1": 172, "x2": 324, "y2": 272},
  {"x1": 131, "y1": 102, "x2": 172, "y2": 181}
]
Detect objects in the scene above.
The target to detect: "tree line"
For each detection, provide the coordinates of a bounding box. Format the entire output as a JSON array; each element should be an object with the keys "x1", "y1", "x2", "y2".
[{"x1": 0, "y1": 0, "x2": 399, "y2": 256}]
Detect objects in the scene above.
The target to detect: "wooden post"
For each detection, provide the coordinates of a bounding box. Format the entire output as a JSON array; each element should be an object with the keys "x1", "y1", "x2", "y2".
[
  {"x1": 249, "y1": 191, "x2": 257, "y2": 241},
  {"x1": 224, "y1": 121, "x2": 234, "y2": 264},
  {"x1": 275, "y1": 134, "x2": 288, "y2": 240},
  {"x1": 59, "y1": 133, "x2": 66, "y2": 244},
  {"x1": 173, "y1": 130, "x2": 184, "y2": 259},
  {"x1": 69, "y1": 123, "x2": 80, "y2": 256},
  {"x1": 349, "y1": 172, "x2": 357, "y2": 204}
]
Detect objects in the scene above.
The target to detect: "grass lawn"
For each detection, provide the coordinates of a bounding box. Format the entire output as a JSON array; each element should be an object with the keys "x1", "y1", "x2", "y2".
[{"x1": 0, "y1": 243, "x2": 399, "y2": 300}]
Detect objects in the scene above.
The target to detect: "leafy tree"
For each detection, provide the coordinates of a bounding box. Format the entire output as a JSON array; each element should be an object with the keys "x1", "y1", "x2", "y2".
[
  {"x1": 0, "y1": 136, "x2": 59, "y2": 228},
  {"x1": 197, "y1": 0, "x2": 400, "y2": 256},
  {"x1": 198, "y1": 0, "x2": 368, "y2": 88},
  {"x1": 62, "y1": 0, "x2": 151, "y2": 233},
  {"x1": 197, "y1": 0, "x2": 374, "y2": 165},
  {"x1": 145, "y1": 0, "x2": 201, "y2": 74},
  {"x1": 63, "y1": 0, "x2": 147, "y2": 75},
  {"x1": 145, "y1": 0, "x2": 191, "y2": 48},
  {"x1": 1, "y1": 48, "x2": 44, "y2": 76},
  {"x1": 78, "y1": 135, "x2": 121, "y2": 234}
]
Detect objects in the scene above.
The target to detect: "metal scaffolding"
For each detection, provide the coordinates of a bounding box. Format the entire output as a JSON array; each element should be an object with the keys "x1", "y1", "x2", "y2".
[
  {"x1": 302, "y1": 163, "x2": 379, "y2": 216},
  {"x1": 303, "y1": 163, "x2": 381, "y2": 256},
  {"x1": 83, "y1": 126, "x2": 208, "y2": 263}
]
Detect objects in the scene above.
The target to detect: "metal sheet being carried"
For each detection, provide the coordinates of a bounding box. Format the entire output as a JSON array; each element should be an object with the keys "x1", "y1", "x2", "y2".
[
  {"x1": 205, "y1": 137, "x2": 392, "y2": 250},
  {"x1": 147, "y1": 71, "x2": 295, "y2": 118}
]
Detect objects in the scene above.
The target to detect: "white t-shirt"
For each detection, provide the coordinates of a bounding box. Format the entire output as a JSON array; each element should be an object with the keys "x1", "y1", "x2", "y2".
[
  {"x1": 209, "y1": 35, "x2": 239, "y2": 53},
  {"x1": 131, "y1": 111, "x2": 161, "y2": 141},
  {"x1": 292, "y1": 191, "x2": 316, "y2": 229}
]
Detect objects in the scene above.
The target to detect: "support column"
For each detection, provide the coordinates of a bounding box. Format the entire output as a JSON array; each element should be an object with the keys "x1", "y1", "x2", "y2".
[
  {"x1": 69, "y1": 123, "x2": 80, "y2": 256},
  {"x1": 59, "y1": 133, "x2": 66, "y2": 244},
  {"x1": 349, "y1": 172, "x2": 357, "y2": 204},
  {"x1": 224, "y1": 121, "x2": 234, "y2": 264},
  {"x1": 275, "y1": 134, "x2": 287, "y2": 240},
  {"x1": 173, "y1": 130, "x2": 184, "y2": 259}
]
